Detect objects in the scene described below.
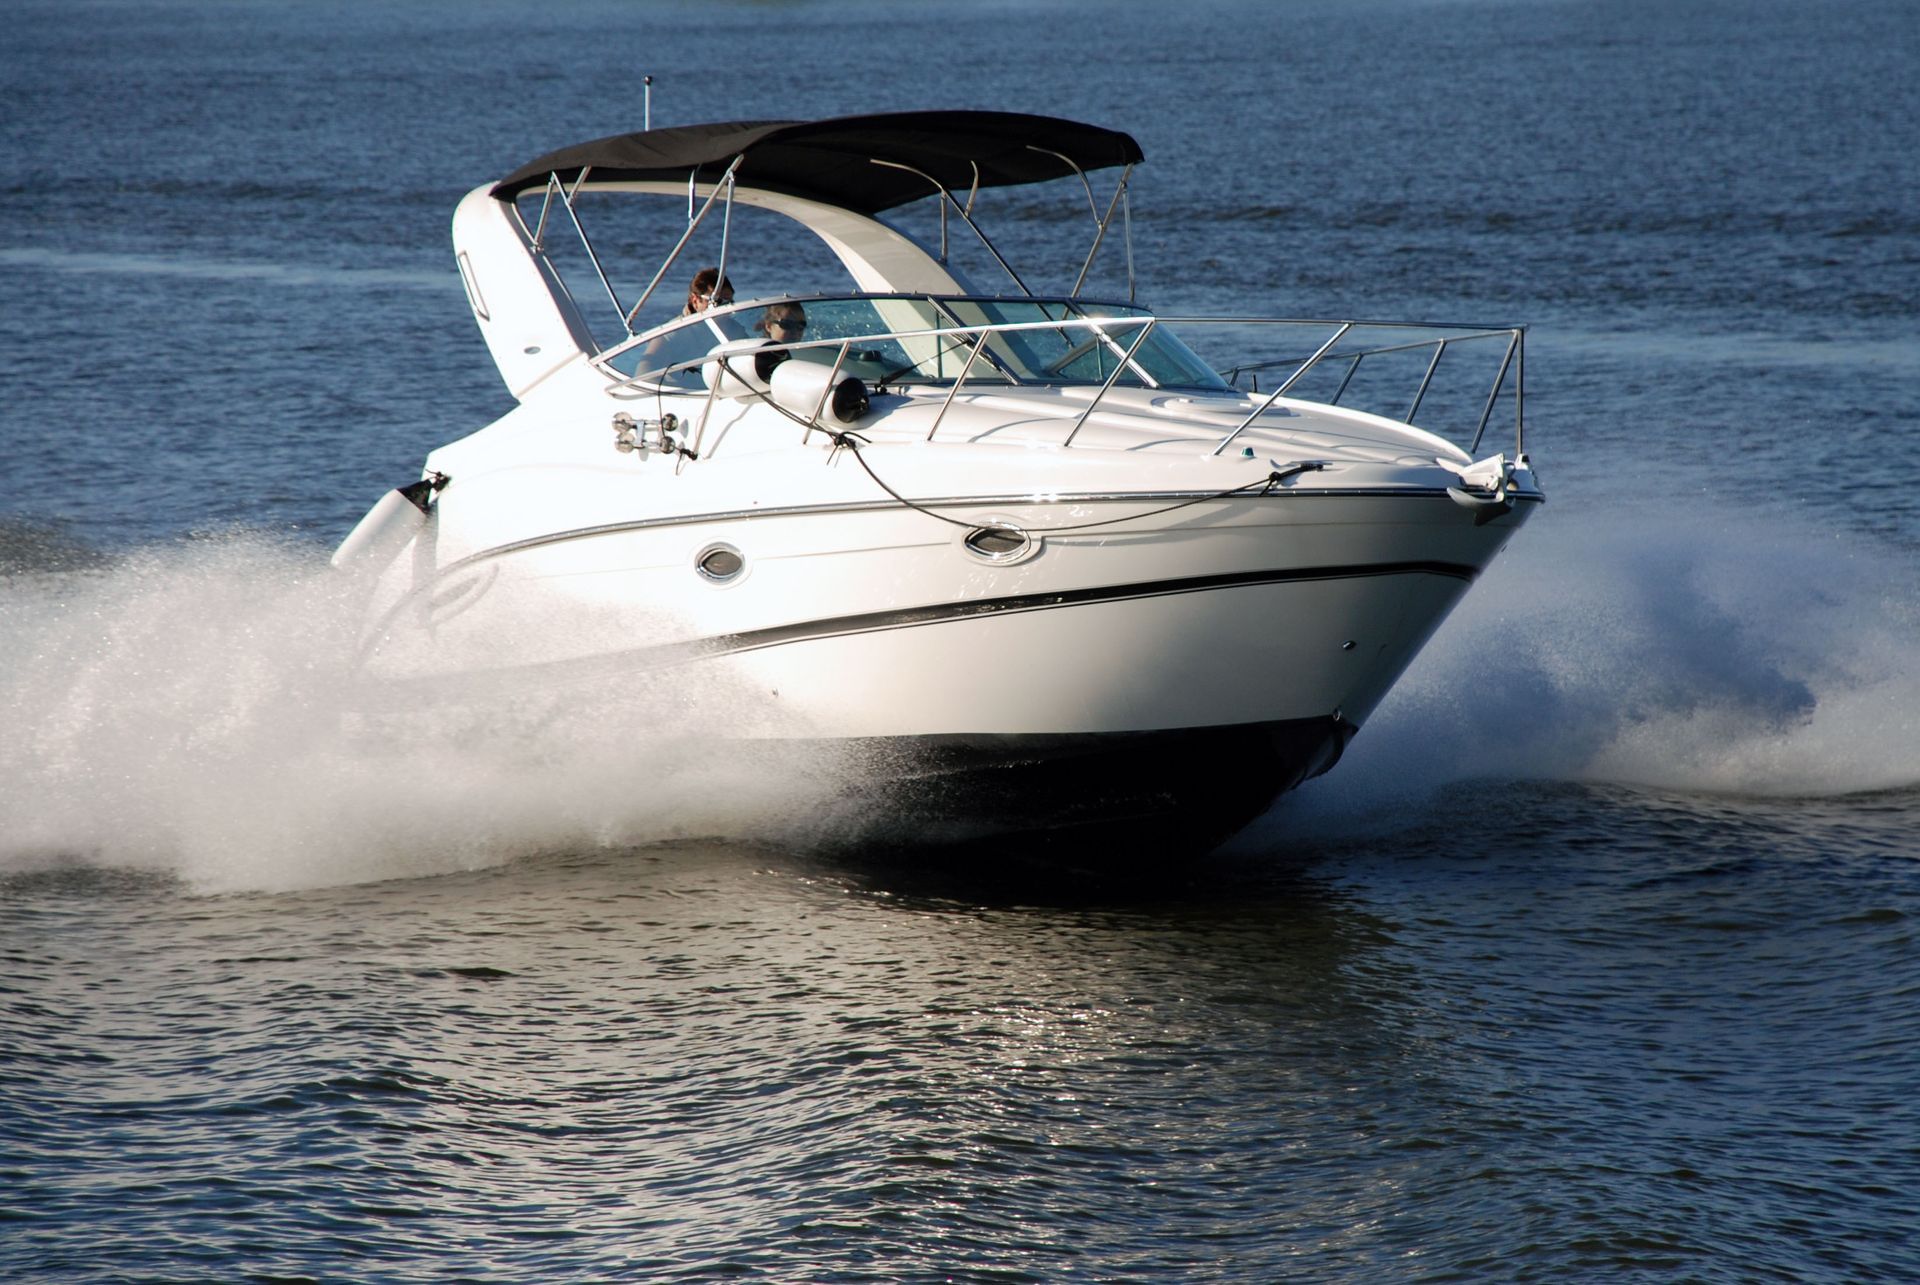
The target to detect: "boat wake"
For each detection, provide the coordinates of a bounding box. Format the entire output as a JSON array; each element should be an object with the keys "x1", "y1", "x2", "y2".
[
  {"x1": 0, "y1": 531, "x2": 861, "y2": 893},
  {"x1": 3, "y1": 505, "x2": 1914, "y2": 891},
  {"x1": 1274, "y1": 498, "x2": 1920, "y2": 837}
]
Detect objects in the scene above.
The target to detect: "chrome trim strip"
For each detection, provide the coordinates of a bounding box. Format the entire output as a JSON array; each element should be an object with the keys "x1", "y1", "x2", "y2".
[{"x1": 442, "y1": 488, "x2": 1542, "y2": 577}]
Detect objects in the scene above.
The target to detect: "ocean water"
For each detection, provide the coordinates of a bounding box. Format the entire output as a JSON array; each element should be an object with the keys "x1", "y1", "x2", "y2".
[{"x1": 4, "y1": 0, "x2": 1919, "y2": 1279}]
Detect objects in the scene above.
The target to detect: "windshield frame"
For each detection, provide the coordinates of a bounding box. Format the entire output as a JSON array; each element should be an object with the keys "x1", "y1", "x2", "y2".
[{"x1": 598, "y1": 294, "x2": 1230, "y2": 394}]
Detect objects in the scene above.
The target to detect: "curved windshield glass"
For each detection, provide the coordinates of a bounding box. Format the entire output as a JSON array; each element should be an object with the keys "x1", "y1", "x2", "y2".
[{"x1": 600, "y1": 296, "x2": 1229, "y2": 392}]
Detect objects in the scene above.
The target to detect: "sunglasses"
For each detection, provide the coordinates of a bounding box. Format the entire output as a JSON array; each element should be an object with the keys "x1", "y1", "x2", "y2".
[{"x1": 771, "y1": 318, "x2": 807, "y2": 330}]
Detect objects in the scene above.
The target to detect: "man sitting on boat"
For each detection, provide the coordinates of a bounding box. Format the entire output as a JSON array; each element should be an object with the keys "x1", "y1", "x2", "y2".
[{"x1": 682, "y1": 266, "x2": 733, "y2": 316}]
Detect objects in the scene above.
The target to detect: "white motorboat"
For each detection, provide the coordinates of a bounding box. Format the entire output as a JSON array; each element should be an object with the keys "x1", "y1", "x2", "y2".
[{"x1": 334, "y1": 111, "x2": 1542, "y2": 853}]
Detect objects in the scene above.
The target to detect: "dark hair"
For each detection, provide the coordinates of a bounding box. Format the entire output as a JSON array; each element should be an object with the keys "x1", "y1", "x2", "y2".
[
  {"x1": 758, "y1": 302, "x2": 807, "y2": 334},
  {"x1": 689, "y1": 267, "x2": 733, "y2": 299}
]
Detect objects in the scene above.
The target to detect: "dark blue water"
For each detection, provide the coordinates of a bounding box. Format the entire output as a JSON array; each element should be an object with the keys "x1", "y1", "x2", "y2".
[{"x1": 5, "y1": 0, "x2": 1919, "y2": 1279}]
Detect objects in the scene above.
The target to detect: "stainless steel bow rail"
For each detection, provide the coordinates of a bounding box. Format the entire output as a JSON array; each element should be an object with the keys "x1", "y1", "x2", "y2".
[
  {"x1": 613, "y1": 305, "x2": 1526, "y2": 461},
  {"x1": 1201, "y1": 317, "x2": 1525, "y2": 458}
]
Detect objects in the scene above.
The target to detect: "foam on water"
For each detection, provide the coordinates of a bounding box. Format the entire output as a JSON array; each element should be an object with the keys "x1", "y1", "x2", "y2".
[
  {"x1": 1278, "y1": 500, "x2": 1920, "y2": 836},
  {"x1": 0, "y1": 535, "x2": 848, "y2": 894},
  {"x1": 5, "y1": 501, "x2": 1916, "y2": 891}
]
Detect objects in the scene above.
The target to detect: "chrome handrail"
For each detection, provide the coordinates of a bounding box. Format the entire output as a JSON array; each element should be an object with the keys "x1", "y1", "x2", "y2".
[
  {"x1": 1182, "y1": 317, "x2": 1527, "y2": 458},
  {"x1": 1211, "y1": 323, "x2": 1352, "y2": 458},
  {"x1": 1063, "y1": 320, "x2": 1157, "y2": 447},
  {"x1": 611, "y1": 300, "x2": 1526, "y2": 459}
]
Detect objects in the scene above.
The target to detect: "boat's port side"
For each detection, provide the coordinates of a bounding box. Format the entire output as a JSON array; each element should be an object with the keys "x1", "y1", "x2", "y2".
[{"x1": 352, "y1": 489, "x2": 1521, "y2": 742}]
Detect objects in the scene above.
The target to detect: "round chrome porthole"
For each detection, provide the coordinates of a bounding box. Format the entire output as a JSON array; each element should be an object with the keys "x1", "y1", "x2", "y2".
[
  {"x1": 695, "y1": 542, "x2": 745, "y2": 584},
  {"x1": 959, "y1": 522, "x2": 1040, "y2": 566}
]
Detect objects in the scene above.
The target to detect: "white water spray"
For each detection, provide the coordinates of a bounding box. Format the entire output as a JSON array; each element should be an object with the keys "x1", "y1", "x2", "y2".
[
  {"x1": 1280, "y1": 499, "x2": 1920, "y2": 834},
  {"x1": 0, "y1": 536, "x2": 846, "y2": 892},
  {"x1": 4, "y1": 503, "x2": 1915, "y2": 889}
]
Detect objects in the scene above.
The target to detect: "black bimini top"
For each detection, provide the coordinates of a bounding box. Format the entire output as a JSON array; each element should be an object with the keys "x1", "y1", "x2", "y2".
[{"x1": 492, "y1": 111, "x2": 1144, "y2": 215}]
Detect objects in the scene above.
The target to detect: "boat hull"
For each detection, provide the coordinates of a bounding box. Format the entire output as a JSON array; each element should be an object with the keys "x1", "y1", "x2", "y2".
[{"x1": 351, "y1": 490, "x2": 1529, "y2": 848}]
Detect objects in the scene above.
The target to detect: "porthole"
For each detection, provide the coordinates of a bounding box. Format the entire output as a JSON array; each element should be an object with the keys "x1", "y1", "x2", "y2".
[
  {"x1": 695, "y1": 543, "x2": 745, "y2": 584},
  {"x1": 960, "y1": 522, "x2": 1040, "y2": 566}
]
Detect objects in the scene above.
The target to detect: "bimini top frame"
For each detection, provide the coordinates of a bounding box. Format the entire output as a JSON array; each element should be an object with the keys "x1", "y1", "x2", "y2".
[{"x1": 496, "y1": 111, "x2": 1143, "y2": 339}]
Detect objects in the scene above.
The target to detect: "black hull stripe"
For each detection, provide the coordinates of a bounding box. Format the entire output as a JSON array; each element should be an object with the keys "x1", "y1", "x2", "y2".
[{"x1": 706, "y1": 560, "x2": 1477, "y2": 657}]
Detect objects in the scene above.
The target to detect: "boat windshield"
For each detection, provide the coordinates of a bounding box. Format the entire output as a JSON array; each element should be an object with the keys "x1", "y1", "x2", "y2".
[{"x1": 601, "y1": 296, "x2": 1230, "y2": 393}]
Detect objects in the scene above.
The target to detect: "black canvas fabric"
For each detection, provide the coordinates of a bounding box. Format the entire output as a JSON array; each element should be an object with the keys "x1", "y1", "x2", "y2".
[{"x1": 492, "y1": 111, "x2": 1143, "y2": 213}]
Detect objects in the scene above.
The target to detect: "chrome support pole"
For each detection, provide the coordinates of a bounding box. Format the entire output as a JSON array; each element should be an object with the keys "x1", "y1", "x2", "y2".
[
  {"x1": 625, "y1": 156, "x2": 744, "y2": 327},
  {"x1": 556, "y1": 166, "x2": 628, "y2": 330},
  {"x1": 714, "y1": 170, "x2": 736, "y2": 303},
  {"x1": 927, "y1": 332, "x2": 988, "y2": 441},
  {"x1": 530, "y1": 175, "x2": 560, "y2": 250},
  {"x1": 1469, "y1": 330, "x2": 1519, "y2": 456},
  {"x1": 1331, "y1": 354, "x2": 1363, "y2": 406},
  {"x1": 1212, "y1": 322, "x2": 1352, "y2": 456},
  {"x1": 1064, "y1": 321, "x2": 1155, "y2": 448},
  {"x1": 1071, "y1": 166, "x2": 1131, "y2": 298},
  {"x1": 868, "y1": 157, "x2": 1031, "y2": 295},
  {"x1": 688, "y1": 366, "x2": 725, "y2": 470},
  {"x1": 643, "y1": 75, "x2": 653, "y2": 131},
  {"x1": 1405, "y1": 339, "x2": 1446, "y2": 424},
  {"x1": 803, "y1": 343, "x2": 854, "y2": 446},
  {"x1": 1515, "y1": 327, "x2": 1526, "y2": 456},
  {"x1": 950, "y1": 194, "x2": 1029, "y2": 295},
  {"x1": 1028, "y1": 146, "x2": 1100, "y2": 222}
]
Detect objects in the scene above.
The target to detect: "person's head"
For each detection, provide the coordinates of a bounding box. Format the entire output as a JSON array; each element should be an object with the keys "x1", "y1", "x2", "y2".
[
  {"x1": 687, "y1": 267, "x2": 734, "y2": 312},
  {"x1": 759, "y1": 302, "x2": 808, "y2": 341}
]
